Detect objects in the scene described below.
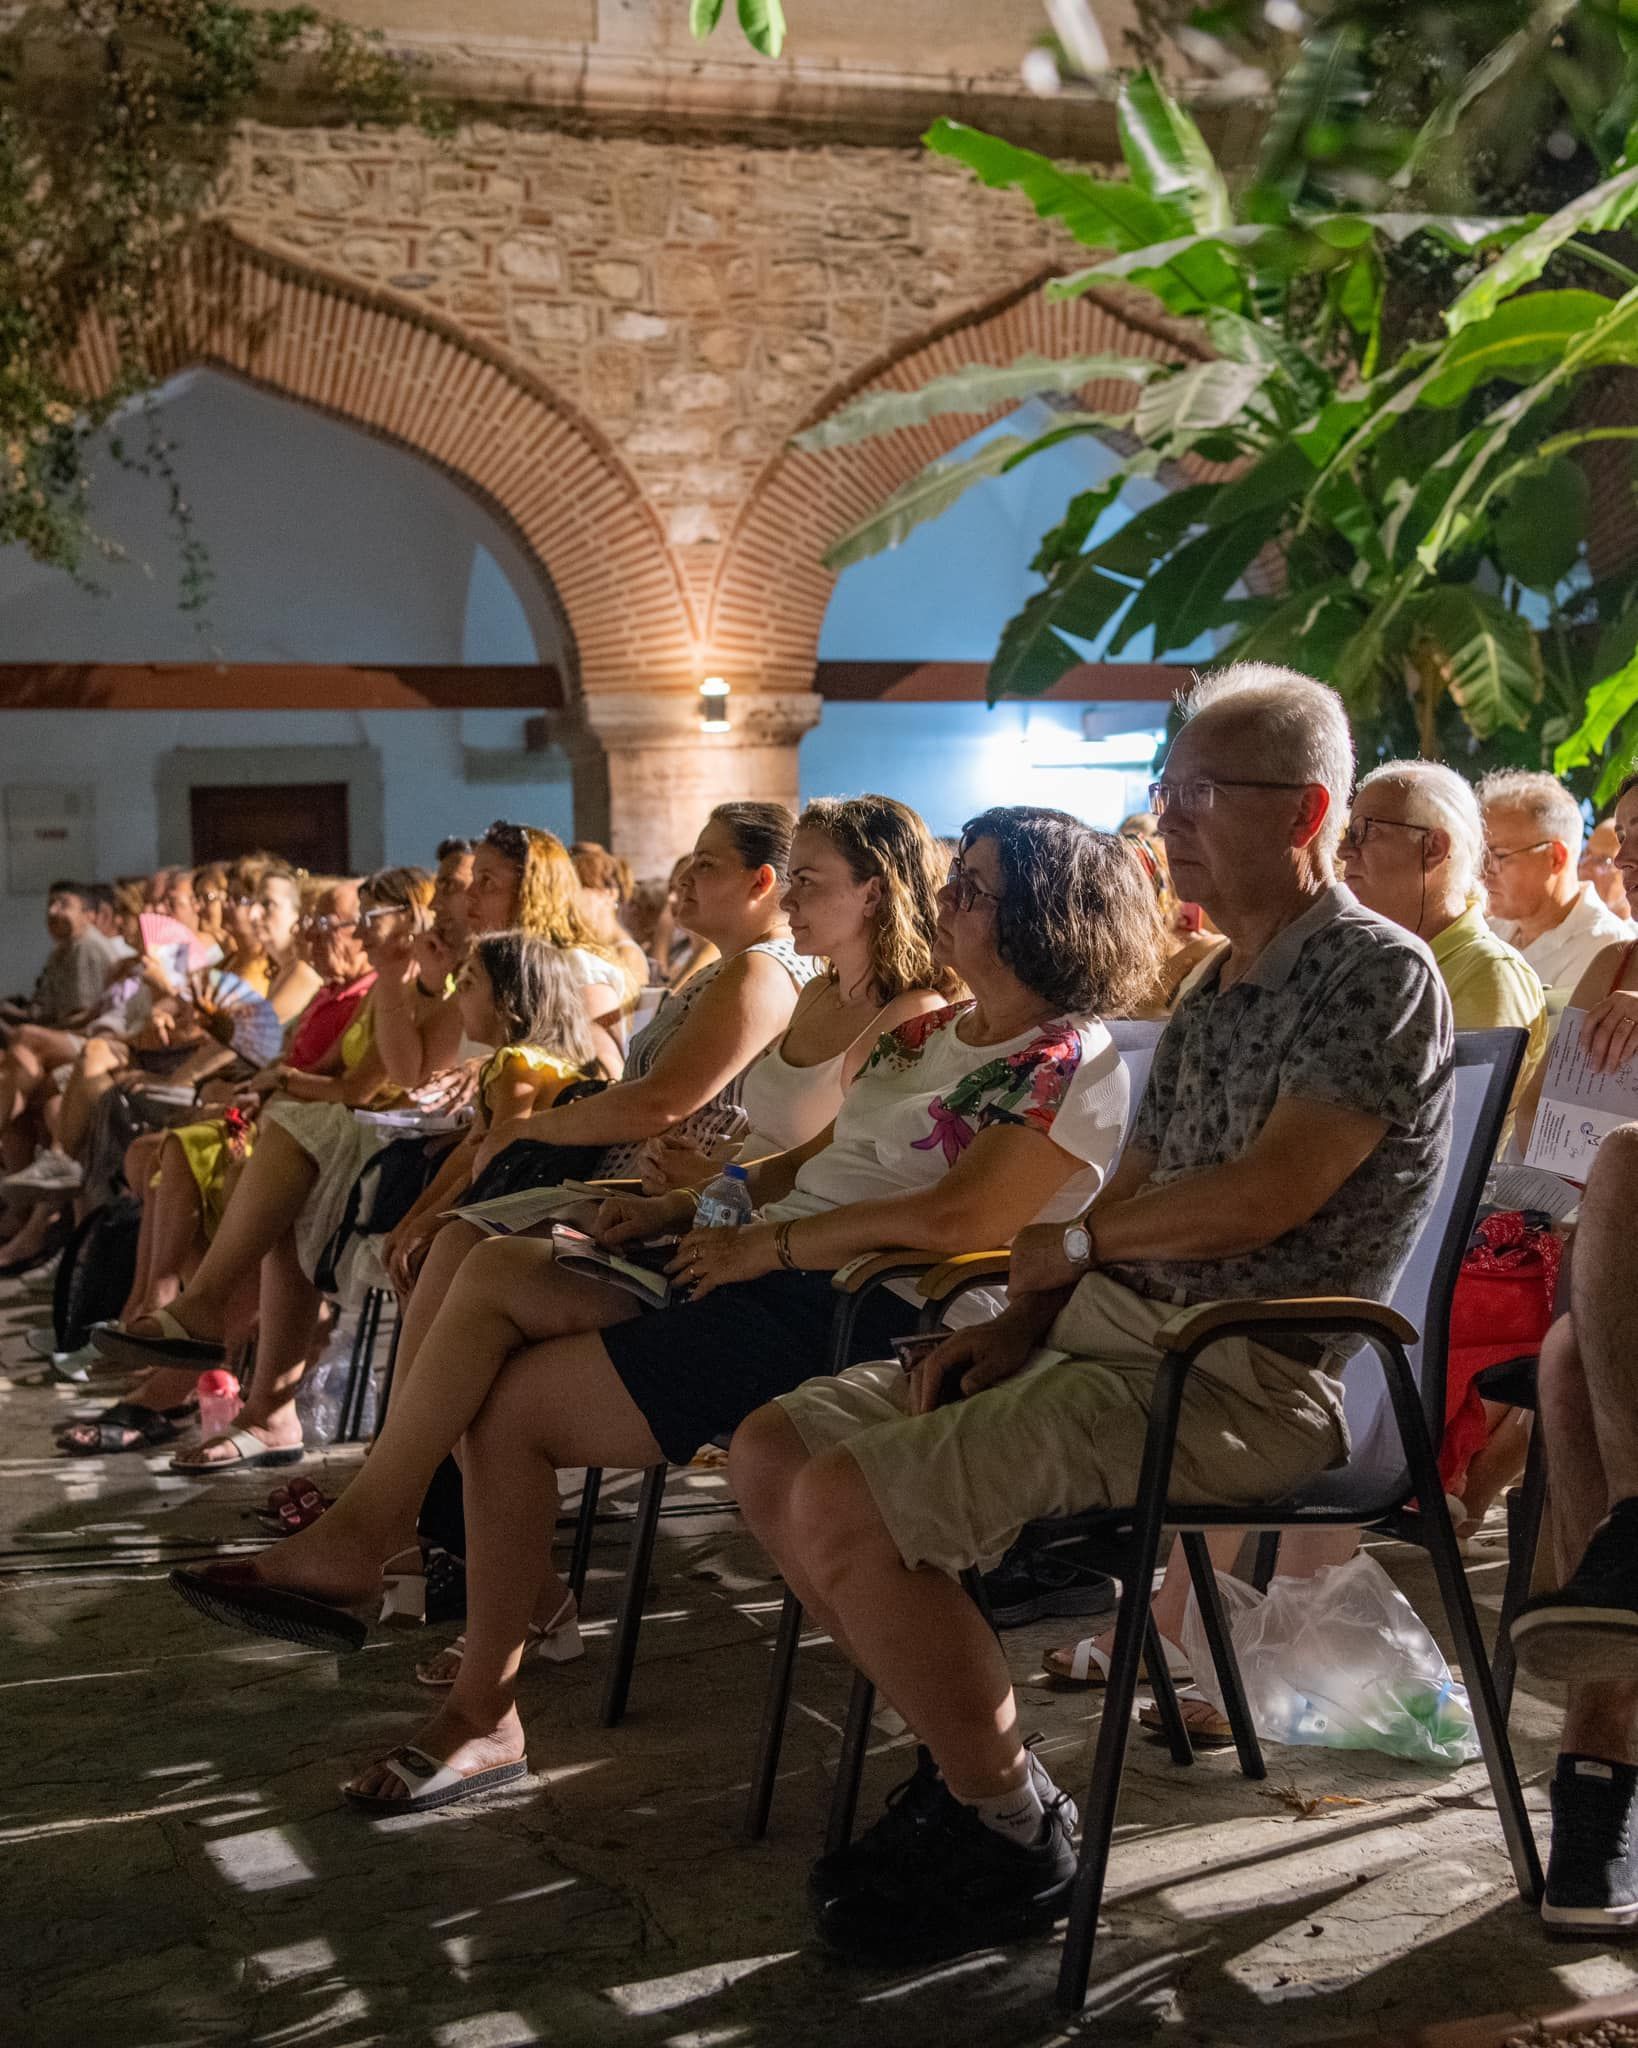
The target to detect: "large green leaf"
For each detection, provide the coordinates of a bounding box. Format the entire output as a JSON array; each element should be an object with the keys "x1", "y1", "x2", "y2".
[
  {"x1": 1116, "y1": 71, "x2": 1231, "y2": 233},
  {"x1": 790, "y1": 353, "x2": 1153, "y2": 453},
  {"x1": 737, "y1": 0, "x2": 785, "y2": 57},
  {"x1": 1086, "y1": 483, "x2": 1216, "y2": 578},
  {"x1": 1029, "y1": 476, "x2": 1127, "y2": 576},
  {"x1": 1419, "y1": 291, "x2": 1617, "y2": 407},
  {"x1": 1555, "y1": 646, "x2": 1638, "y2": 772},
  {"x1": 923, "y1": 120, "x2": 1176, "y2": 252},
  {"x1": 1203, "y1": 309, "x2": 1334, "y2": 418},
  {"x1": 1048, "y1": 225, "x2": 1287, "y2": 315},
  {"x1": 1447, "y1": 161, "x2": 1638, "y2": 331},
  {"x1": 1227, "y1": 579, "x2": 1366, "y2": 684},
  {"x1": 986, "y1": 562, "x2": 1136, "y2": 703},
  {"x1": 1205, "y1": 439, "x2": 1317, "y2": 529},
  {"x1": 820, "y1": 436, "x2": 1027, "y2": 569},
  {"x1": 1133, "y1": 361, "x2": 1272, "y2": 449},
  {"x1": 1406, "y1": 585, "x2": 1541, "y2": 737},
  {"x1": 1493, "y1": 455, "x2": 1590, "y2": 590},
  {"x1": 688, "y1": 0, "x2": 726, "y2": 37},
  {"x1": 1109, "y1": 506, "x2": 1286, "y2": 657}
]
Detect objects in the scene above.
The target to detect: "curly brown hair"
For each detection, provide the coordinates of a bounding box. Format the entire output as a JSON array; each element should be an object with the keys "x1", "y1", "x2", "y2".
[
  {"x1": 481, "y1": 821, "x2": 612, "y2": 959},
  {"x1": 960, "y1": 807, "x2": 1161, "y2": 1017},
  {"x1": 571, "y1": 841, "x2": 635, "y2": 904},
  {"x1": 798, "y1": 795, "x2": 961, "y2": 1003}
]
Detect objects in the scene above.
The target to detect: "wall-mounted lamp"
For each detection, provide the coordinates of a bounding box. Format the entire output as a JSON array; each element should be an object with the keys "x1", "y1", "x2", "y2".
[{"x1": 699, "y1": 674, "x2": 731, "y2": 733}]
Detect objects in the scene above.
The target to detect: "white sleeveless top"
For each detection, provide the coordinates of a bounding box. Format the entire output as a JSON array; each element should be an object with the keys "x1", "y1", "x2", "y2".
[{"x1": 737, "y1": 996, "x2": 894, "y2": 1156}]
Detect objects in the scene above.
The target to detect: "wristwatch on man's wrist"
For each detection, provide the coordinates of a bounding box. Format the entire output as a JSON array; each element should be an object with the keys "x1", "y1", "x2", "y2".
[{"x1": 1062, "y1": 1220, "x2": 1095, "y2": 1270}]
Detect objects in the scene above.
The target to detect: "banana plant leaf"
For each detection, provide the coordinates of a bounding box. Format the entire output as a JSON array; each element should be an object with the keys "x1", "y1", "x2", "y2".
[
  {"x1": 1406, "y1": 584, "x2": 1542, "y2": 736},
  {"x1": 1555, "y1": 647, "x2": 1638, "y2": 773},
  {"x1": 1446, "y1": 160, "x2": 1638, "y2": 330},
  {"x1": 987, "y1": 561, "x2": 1136, "y2": 702},
  {"x1": 1133, "y1": 360, "x2": 1273, "y2": 449},
  {"x1": 736, "y1": 0, "x2": 785, "y2": 57},
  {"x1": 922, "y1": 119, "x2": 1179, "y2": 252},
  {"x1": 1116, "y1": 71, "x2": 1232, "y2": 233},
  {"x1": 790, "y1": 353, "x2": 1153, "y2": 453},
  {"x1": 820, "y1": 436, "x2": 1030, "y2": 569}
]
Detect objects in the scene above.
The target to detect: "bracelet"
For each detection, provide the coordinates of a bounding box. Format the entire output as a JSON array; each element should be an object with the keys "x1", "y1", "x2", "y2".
[
  {"x1": 414, "y1": 975, "x2": 440, "y2": 999},
  {"x1": 680, "y1": 1188, "x2": 701, "y2": 1216},
  {"x1": 774, "y1": 1219, "x2": 800, "y2": 1271}
]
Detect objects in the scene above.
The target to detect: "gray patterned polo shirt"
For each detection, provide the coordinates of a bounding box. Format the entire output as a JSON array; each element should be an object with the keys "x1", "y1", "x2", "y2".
[{"x1": 1111, "y1": 884, "x2": 1453, "y2": 1314}]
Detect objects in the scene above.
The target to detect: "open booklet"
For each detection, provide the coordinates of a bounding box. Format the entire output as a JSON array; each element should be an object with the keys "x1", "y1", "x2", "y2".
[
  {"x1": 444, "y1": 1178, "x2": 618, "y2": 1238},
  {"x1": 542, "y1": 1224, "x2": 676, "y2": 1307},
  {"x1": 1507, "y1": 1005, "x2": 1638, "y2": 1218}
]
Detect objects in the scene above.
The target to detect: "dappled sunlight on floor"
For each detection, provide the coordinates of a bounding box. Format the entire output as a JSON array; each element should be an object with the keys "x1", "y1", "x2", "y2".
[{"x1": 1, "y1": 1276, "x2": 1633, "y2": 2048}]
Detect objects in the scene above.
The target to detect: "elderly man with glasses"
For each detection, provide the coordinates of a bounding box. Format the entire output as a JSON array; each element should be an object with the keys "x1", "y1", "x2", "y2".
[
  {"x1": 729, "y1": 662, "x2": 1455, "y2": 1965},
  {"x1": 1480, "y1": 769, "x2": 1634, "y2": 993}
]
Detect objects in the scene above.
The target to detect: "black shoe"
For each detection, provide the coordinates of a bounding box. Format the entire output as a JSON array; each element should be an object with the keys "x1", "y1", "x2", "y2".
[
  {"x1": 814, "y1": 1779, "x2": 1077, "y2": 1962},
  {"x1": 981, "y1": 1542, "x2": 1118, "y2": 1631},
  {"x1": 1512, "y1": 1498, "x2": 1638, "y2": 1683},
  {"x1": 1542, "y1": 1755, "x2": 1638, "y2": 1938},
  {"x1": 807, "y1": 1745, "x2": 945, "y2": 1908},
  {"x1": 423, "y1": 1547, "x2": 467, "y2": 1627}
]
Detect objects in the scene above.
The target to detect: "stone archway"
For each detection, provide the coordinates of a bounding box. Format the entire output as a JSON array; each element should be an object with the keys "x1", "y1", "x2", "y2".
[
  {"x1": 703, "y1": 281, "x2": 1211, "y2": 696},
  {"x1": 62, "y1": 229, "x2": 702, "y2": 705}
]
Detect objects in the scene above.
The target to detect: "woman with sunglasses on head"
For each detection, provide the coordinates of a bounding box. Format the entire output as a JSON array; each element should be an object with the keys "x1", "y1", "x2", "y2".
[{"x1": 168, "y1": 810, "x2": 1159, "y2": 1818}]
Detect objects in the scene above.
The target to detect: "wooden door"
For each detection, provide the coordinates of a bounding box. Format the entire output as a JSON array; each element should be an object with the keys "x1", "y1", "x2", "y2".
[{"x1": 189, "y1": 783, "x2": 351, "y2": 874}]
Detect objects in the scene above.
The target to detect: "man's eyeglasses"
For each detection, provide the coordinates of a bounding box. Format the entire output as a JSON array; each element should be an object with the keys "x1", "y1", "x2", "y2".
[
  {"x1": 1482, "y1": 838, "x2": 1553, "y2": 871},
  {"x1": 944, "y1": 856, "x2": 1003, "y2": 912},
  {"x1": 1337, "y1": 816, "x2": 1431, "y2": 857},
  {"x1": 1147, "y1": 778, "x2": 1310, "y2": 818}
]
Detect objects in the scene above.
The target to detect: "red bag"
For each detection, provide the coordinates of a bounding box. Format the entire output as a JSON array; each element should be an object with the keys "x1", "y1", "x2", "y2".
[{"x1": 1439, "y1": 1210, "x2": 1561, "y2": 1493}]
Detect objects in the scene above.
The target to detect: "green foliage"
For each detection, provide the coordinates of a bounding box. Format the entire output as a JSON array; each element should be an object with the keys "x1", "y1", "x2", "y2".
[
  {"x1": 0, "y1": 1, "x2": 444, "y2": 603},
  {"x1": 689, "y1": 0, "x2": 786, "y2": 58},
  {"x1": 807, "y1": 25, "x2": 1638, "y2": 799}
]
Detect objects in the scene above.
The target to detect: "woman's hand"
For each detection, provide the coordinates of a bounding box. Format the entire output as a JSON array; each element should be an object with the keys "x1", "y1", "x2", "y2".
[
  {"x1": 1580, "y1": 988, "x2": 1638, "y2": 1075},
  {"x1": 665, "y1": 1221, "x2": 779, "y2": 1302},
  {"x1": 636, "y1": 1130, "x2": 735, "y2": 1195},
  {"x1": 594, "y1": 1190, "x2": 694, "y2": 1247},
  {"x1": 384, "y1": 1217, "x2": 437, "y2": 1295}
]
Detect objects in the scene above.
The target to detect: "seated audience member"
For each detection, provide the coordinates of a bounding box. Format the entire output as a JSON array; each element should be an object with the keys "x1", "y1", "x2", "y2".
[
  {"x1": 570, "y1": 843, "x2": 648, "y2": 1012},
  {"x1": 1481, "y1": 769, "x2": 1631, "y2": 991},
  {"x1": 376, "y1": 803, "x2": 816, "y2": 1396},
  {"x1": 1508, "y1": 1122, "x2": 1638, "y2": 1934},
  {"x1": 165, "y1": 809, "x2": 1156, "y2": 1818},
  {"x1": 1122, "y1": 831, "x2": 1226, "y2": 1019},
  {"x1": 1581, "y1": 816, "x2": 1635, "y2": 925},
  {"x1": 367, "y1": 838, "x2": 477, "y2": 1091},
  {"x1": 718, "y1": 665, "x2": 1453, "y2": 1962},
  {"x1": 192, "y1": 864, "x2": 230, "y2": 956},
  {"x1": 464, "y1": 823, "x2": 627, "y2": 1042},
  {"x1": 655, "y1": 852, "x2": 718, "y2": 989}
]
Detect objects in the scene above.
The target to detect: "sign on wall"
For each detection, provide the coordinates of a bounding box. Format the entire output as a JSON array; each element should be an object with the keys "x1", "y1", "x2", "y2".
[{"x1": 5, "y1": 785, "x2": 96, "y2": 896}]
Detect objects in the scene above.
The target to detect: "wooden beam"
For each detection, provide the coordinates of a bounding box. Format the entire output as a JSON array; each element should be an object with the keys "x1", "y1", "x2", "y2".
[
  {"x1": 813, "y1": 660, "x2": 1189, "y2": 704},
  {"x1": 0, "y1": 664, "x2": 567, "y2": 711}
]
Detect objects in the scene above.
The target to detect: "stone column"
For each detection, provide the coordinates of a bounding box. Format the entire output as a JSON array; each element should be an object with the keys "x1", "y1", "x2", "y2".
[{"x1": 570, "y1": 689, "x2": 823, "y2": 877}]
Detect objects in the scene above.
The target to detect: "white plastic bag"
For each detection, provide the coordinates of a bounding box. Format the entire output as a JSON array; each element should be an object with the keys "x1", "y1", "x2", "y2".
[{"x1": 1180, "y1": 1552, "x2": 1480, "y2": 1766}]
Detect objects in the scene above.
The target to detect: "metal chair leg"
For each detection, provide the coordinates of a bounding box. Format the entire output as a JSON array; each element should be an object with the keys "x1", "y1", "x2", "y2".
[
  {"x1": 1181, "y1": 1530, "x2": 1265, "y2": 1782},
  {"x1": 1251, "y1": 1530, "x2": 1282, "y2": 1592},
  {"x1": 824, "y1": 1668, "x2": 877, "y2": 1856},
  {"x1": 599, "y1": 1464, "x2": 668, "y2": 1729},
  {"x1": 745, "y1": 1587, "x2": 806, "y2": 1841},
  {"x1": 337, "y1": 1288, "x2": 384, "y2": 1443},
  {"x1": 1492, "y1": 1417, "x2": 1546, "y2": 1726},
  {"x1": 567, "y1": 1466, "x2": 602, "y2": 1606},
  {"x1": 1139, "y1": 1600, "x2": 1194, "y2": 1768}
]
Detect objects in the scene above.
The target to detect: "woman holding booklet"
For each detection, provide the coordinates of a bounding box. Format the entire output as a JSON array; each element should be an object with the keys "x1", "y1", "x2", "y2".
[{"x1": 168, "y1": 807, "x2": 1159, "y2": 1816}]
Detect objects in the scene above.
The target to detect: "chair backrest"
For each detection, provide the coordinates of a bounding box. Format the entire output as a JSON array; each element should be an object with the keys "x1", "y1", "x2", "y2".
[
  {"x1": 1105, "y1": 1018, "x2": 1165, "y2": 1149},
  {"x1": 1300, "y1": 1027, "x2": 1527, "y2": 1515}
]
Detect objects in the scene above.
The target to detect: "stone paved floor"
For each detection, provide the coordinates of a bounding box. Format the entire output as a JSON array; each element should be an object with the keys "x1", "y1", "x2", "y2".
[{"x1": 4, "y1": 1279, "x2": 1636, "y2": 2048}]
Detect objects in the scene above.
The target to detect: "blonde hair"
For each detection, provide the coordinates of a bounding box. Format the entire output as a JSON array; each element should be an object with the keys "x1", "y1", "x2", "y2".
[{"x1": 798, "y1": 795, "x2": 960, "y2": 1002}]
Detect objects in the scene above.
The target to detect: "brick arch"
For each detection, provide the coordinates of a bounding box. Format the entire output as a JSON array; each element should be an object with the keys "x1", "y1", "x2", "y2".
[
  {"x1": 704, "y1": 282, "x2": 1212, "y2": 694},
  {"x1": 61, "y1": 229, "x2": 701, "y2": 696}
]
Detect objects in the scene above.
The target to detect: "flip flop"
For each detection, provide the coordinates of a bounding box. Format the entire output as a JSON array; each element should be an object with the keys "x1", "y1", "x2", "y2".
[
  {"x1": 343, "y1": 1744, "x2": 529, "y2": 1813},
  {"x1": 55, "y1": 1400, "x2": 198, "y2": 1456},
  {"x1": 168, "y1": 1560, "x2": 368, "y2": 1652},
  {"x1": 92, "y1": 1306, "x2": 225, "y2": 1372},
  {"x1": 169, "y1": 1428, "x2": 304, "y2": 1476},
  {"x1": 1043, "y1": 1634, "x2": 1193, "y2": 1690}
]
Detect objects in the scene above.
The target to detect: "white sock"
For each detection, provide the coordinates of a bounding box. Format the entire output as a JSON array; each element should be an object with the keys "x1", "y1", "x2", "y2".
[
  {"x1": 1028, "y1": 1747, "x2": 1076, "y2": 1830},
  {"x1": 968, "y1": 1771, "x2": 1047, "y2": 1845}
]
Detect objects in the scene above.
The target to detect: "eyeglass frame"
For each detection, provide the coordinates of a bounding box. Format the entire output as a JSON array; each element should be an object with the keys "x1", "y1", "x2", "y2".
[
  {"x1": 1481, "y1": 836, "x2": 1554, "y2": 871},
  {"x1": 1147, "y1": 777, "x2": 1313, "y2": 818},
  {"x1": 1337, "y1": 815, "x2": 1433, "y2": 857},
  {"x1": 943, "y1": 855, "x2": 1004, "y2": 913},
  {"x1": 298, "y1": 914, "x2": 360, "y2": 935}
]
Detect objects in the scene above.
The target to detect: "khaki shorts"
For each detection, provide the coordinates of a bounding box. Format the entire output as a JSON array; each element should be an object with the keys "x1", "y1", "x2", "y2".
[{"x1": 776, "y1": 1272, "x2": 1348, "y2": 1577}]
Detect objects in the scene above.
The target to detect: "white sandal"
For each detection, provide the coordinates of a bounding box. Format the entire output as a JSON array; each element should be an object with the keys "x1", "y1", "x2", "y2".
[
  {"x1": 343, "y1": 1744, "x2": 529, "y2": 1813},
  {"x1": 1045, "y1": 1633, "x2": 1192, "y2": 1689},
  {"x1": 414, "y1": 1593, "x2": 583, "y2": 1689},
  {"x1": 168, "y1": 1428, "x2": 305, "y2": 1475}
]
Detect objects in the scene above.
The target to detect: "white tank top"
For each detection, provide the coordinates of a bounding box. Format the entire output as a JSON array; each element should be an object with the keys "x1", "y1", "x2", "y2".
[{"x1": 737, "y1": 998, "x2": 892, "y2": 1156}]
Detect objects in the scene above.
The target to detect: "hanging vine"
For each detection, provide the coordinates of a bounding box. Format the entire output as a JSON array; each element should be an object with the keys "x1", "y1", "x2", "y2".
[{"x1": 0, "y1": 0, "x2": 448, "y2": 599}]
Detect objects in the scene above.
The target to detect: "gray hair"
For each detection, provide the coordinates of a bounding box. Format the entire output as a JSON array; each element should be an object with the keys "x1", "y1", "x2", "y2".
[
  {"x1": 1476, "y1": 768, "x2": 1584, "y2": 860},
  {"x1": 1358, "y1": 759, "x2": 1487, "y2": 905},
  {"x1": 1179, "y1": 662, "x2": 1356, "y2": 850}
]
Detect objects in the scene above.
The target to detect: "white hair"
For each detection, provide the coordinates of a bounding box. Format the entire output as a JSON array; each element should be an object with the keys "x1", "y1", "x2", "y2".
[
  {"x1": 1179, "y1": 662, "x2": 1356, "y2": 848},
  {"x1": 1358, "y1": 759, "x2": 1487, "y2": 905},
  {"x1": 1476, "y1": 768, "x2": 1585, "y2": 859}
]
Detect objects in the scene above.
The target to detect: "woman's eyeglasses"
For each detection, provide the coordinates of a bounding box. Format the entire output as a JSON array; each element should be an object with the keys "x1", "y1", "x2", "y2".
[
  {"x1": 944, "y1": 857, "x2": 1003, "y2": 912},
  {"x1": 298, "y1": 915, "x2": 359, "y2": 935}
]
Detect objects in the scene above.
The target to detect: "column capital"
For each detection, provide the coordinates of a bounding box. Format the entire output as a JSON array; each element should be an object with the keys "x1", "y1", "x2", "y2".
[{"x1": 579, "y1": 689, "x2": 823, "y2": 754}]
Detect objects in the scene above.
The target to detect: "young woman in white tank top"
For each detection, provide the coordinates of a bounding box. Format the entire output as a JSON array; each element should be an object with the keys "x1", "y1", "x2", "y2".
[{"x1": 640, "y1": 796, "x2": 959, "y2": 1189}]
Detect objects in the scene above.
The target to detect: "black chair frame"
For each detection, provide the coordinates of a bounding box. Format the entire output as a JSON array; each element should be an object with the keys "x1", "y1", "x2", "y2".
[{"x1": 335, "y1": 1284, "x2": 397, "y2": 1444}]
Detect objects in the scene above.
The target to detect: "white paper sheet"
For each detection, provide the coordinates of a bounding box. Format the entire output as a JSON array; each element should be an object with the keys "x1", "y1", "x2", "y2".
[{"x1": 1522, "y1": 1006, "x2": 1638, "y2": 1184}]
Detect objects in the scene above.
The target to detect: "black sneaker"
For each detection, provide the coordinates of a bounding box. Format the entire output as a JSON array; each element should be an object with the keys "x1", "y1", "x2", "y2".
[
  {"x1": 981, "y1": 1541, "x2": 1119, "y2": 1630},
  {"x1": 807, "y1": 1745, "x2": 944, "y2": 1907},
  {"x1": 814, "y1": 1778, "x2": 1078, "y2": 1962},
  {"x1": 1512, "y1": 1498, "x2": 1638, "y2": 1683},
  {"x1": 1542, "y1": 1755, "x2": 1638, "y2": 1938}
]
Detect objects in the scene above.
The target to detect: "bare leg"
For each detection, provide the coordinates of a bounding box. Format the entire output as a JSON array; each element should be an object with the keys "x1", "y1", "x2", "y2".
[
  {"x1": 56, "y1": 1040, "x2": 124, "y2": 1159},
  {"x1": 171, "y1": 1231, "x2": 319, "y2": 1468},
  {"x1": 249, "y1": 1237, "x2": 640, "y2": 1600},
  {"x1": 1455, "y1": 1404, "x2": 1532, "y2": 1533},
  {"x1": 126, "y1": 1135, "x2": 204, "y2": 1320},
  {"x1": 347, "y1": 1332, "x2": 664, "y2": 1799},
  {"x1": 392, "y1": 1218, "x2": 481, "y2": 1390}
]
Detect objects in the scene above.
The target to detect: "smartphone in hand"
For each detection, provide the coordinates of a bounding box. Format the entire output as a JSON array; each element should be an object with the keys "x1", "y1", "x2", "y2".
[{"x1": 890, "y1": 1331, "x2": 964, "y2": 1406}]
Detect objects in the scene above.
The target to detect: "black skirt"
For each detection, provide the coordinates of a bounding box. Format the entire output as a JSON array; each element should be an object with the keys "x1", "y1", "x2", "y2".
[{"x1": 600, "y1": 1268, "x2": 919, "y2": 1466}]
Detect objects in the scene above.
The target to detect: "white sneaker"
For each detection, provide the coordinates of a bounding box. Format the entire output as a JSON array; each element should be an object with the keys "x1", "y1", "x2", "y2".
[{"x1": 4, "y1": 1153, "x2": 83, "y2": 1194}]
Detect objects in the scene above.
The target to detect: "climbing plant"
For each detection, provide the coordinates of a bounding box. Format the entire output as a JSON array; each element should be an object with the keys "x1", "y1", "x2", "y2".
[{"x1": 0, "y1": 0, "x2": 447, "y2": 603}]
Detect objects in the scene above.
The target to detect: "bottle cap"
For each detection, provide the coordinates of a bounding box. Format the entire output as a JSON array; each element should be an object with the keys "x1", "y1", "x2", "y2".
[
  {"x1": 725, "y1": 1164, "x2": 748, "y2": 1181},
  {"x1": 197, "y1": 1368, "x2": 239, "y2": 1398}
]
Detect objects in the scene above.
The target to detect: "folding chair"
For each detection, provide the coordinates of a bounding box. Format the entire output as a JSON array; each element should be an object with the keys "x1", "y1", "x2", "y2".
[
  {"x1": 757, "y1": 1029, "x2": 1543, "y2": 2011},
  {"x1": 335, "y1": 1285, "x2": 397, "y2": 1443},
  {"x1": 1474, "y1": 1350, "x2": 1547, "y2": 1724}
]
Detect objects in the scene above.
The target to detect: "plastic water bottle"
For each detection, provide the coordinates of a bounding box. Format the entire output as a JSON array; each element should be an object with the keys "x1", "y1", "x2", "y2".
[
  {"x1": 695, "y1": 1163, "x2": 753, "y2": 1231},
  {"x1": 196, "y1": 1368, "x2": 241, "y2": 1438}
]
